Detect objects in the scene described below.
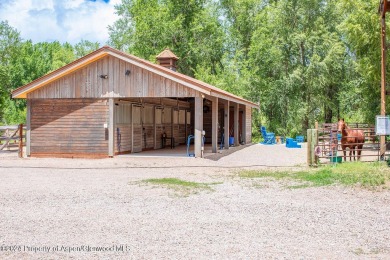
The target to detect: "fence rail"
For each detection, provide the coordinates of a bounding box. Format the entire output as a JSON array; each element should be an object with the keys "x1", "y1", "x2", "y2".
[{"x1": 0, "y1": 124, "x2": 26, "y2": 157}]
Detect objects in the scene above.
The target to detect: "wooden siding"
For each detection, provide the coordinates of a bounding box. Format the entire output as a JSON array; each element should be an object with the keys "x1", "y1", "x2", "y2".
[
  {"x1": 30, "y1": 99, "x2": 108, "y2": 156},
  {"x1": 246, "y1": 106, "x2": 252, "y2": 144},
  {"x1": 27, "y1": 56, "x2": 201, "y2": 99}
]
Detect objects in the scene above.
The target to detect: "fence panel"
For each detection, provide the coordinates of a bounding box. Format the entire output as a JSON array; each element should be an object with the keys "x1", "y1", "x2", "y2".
[{"x1": 315, "y1": 123, "x2": 386, "y2": 164}]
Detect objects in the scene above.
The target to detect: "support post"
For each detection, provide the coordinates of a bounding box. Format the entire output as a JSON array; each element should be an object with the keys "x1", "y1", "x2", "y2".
[
  {"x1": 242, "y1": 105, "x2": 247, "y2": 144},
  {"x1": 234, "y1": 103, "x2": 239, "y2": 146},
  {"x1": 108, "y1": 98, "x2": 115, "y2": 157},
  {"x1": 194, "y1": 96, "x2": 203, "y2": 157},
  {"x1": 18, "y1": 123, "x2": 23, "y2": 158},
  {"x1": 211, "y1": 97, "x2": 218, "y2": 153},
  {"x1": 224, "y1": 100, "x2": 230, "y2": 149},
  {"x1": 26, "y1": 99, "x2": 31, "y2": 157},
  {"x1": 307, "y1": 129, "x2": 318, "y2": 166},
  {"x1": 381, "y1": 15, "x2": 387, "y2": 158}
]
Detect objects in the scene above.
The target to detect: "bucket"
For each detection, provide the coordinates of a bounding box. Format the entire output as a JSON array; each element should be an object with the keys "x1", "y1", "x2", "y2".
[
  {"x1": 229, "y1": 137, "x2": 234, "y2": 146},
  {"x1": 330, "y1": 156, "x2": 342, "y2": 163}
]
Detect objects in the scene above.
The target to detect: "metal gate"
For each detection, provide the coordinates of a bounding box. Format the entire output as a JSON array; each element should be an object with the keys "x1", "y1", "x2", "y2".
[{"x1": 316, "y1": 123, "x2": 387, "y2": 164}]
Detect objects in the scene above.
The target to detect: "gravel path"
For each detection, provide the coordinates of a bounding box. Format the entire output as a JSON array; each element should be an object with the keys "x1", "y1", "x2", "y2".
[{"x1": 1, "y1": 144, "x2": 390, "y2": 259}]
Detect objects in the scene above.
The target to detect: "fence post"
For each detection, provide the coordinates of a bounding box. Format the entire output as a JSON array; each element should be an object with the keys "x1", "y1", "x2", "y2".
[
  {"x1": 18, "y1": 124, "x2": 23, "y2": 158},
  {"x1": 307, "y1": 129, "x2": 318, "y2": 166}
]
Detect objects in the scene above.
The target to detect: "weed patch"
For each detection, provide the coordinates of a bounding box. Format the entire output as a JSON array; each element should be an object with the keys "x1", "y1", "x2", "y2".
[{"x1": 142, "y1": 178, "x2": 221, "y2": 196}]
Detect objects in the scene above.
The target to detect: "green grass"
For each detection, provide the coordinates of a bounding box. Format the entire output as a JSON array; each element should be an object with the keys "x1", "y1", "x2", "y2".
[
  {"x1": 239, "y1": 162, "x2": 390, "y2": 188},
  {"x1": 142, "y1": 178, "x2": 221, "y2": 196}
]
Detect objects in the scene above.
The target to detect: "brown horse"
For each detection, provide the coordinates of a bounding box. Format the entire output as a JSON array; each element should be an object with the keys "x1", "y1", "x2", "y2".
[{"x1": 337, "y1": 119, "x2": 365, "y2": 161}]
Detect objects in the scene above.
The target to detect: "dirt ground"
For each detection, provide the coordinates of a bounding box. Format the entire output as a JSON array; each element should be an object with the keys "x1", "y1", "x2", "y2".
[{"x1": 1, "y1": 143, "x2": 390, "y2": 259}]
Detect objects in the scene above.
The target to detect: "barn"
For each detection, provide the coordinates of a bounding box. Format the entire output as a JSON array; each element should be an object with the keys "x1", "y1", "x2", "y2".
[{"x1": 11, "y1": 46, "x2": 258, "y2": 158}]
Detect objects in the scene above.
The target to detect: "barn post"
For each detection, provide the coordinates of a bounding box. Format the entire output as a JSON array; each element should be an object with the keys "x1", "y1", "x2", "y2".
[
  {"x1": 234, "y1": 102, "x2": 239, "y2": 146},
  {"x1": 242, "y1": 105, "x2": 247, "y2": 144},
  {"x1": 108, "y1": 98, "x2": 115, "y2": 157},
  {"x1": 307, "y1": 129, "x2": 318, "y2": 166},
  {"x1": 224, "y1": 100, "x2": 230, "y2": 149},
  {"x1": 18, "y1": 123, "x2": 23, "y2": 158},
  {"x1": 211, "y1": 96, "x2": 218, "y2": 153},
  {"x1": 26, "y1": 99, "x2": 31, "y2": 157},
  {"x1": 380, "y1": 9, "x2": 387, "y2": 158},
  {"x1": 194, "y1": 96, "x2": 203, "y2": 157}
]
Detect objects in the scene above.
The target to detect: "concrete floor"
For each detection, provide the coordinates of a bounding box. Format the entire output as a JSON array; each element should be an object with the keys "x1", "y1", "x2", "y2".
[{"x1": 118, "y1": 144, "x2": 236, "y2": 158}]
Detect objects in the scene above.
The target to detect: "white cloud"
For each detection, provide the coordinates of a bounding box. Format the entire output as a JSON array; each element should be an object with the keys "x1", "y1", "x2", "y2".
[{"x1": 0, "y1": 0, "x2": 120, "y2": 45}]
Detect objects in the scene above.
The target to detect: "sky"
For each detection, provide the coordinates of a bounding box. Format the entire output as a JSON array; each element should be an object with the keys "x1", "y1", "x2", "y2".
[{"x1": 0, "y1": 0, "x2": 121, "y2": 45}]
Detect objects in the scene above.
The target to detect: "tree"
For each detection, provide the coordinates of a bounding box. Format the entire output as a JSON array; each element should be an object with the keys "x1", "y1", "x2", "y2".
[
  {"x1": 108, "y1": 0, "x2": 225, "y2": 77},
  {"x1": 0, "y1": 21, "x2": 22, "y2": 124},
  {"x1": 74, "y1": 40, "x2": 100, "y2": 58}
]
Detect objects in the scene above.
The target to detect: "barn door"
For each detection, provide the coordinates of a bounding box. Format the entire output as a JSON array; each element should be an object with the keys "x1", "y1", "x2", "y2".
[
  {"x1": 132, "y1": 105, "x2": 142, "y2": 153},
  {"x1": 173, "y1": 108, "x2": 179, "y2": 146},
  {"x1": 142, "y1": 105, "x2": 154, "y2": 150},
  {"x1": 178, "y1": 109, "x2": 186, "y2": 144},
  {"x1": 155, "y1": 106, "x2": 163, "y2": 149}
]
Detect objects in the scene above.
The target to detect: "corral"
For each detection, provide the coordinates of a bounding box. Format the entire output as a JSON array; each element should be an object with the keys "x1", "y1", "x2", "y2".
[{"x1": 314, "y1": 123, "x2": 388, "y2": 164}]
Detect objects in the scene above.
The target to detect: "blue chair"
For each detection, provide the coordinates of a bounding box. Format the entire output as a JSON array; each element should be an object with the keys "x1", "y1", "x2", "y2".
[
  {"x1": 295, "y1": 135, "x2": 304, "y2": 143},
  {"x1": 260, "y1": 126, "x2": 276, "y2": 144},
  {"x1": 286, "y1": 138, "x2": 301, "y2": 148}
]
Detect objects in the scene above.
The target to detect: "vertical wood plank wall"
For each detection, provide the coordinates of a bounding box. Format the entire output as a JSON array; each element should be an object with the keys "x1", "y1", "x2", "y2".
[
  {"x1": 27, "y1": 56, "x2": 200, "y2": 99},
  {"x1": 245, "y1": 106, "x2": 252, "y2": 144},
  {"x1": 30, "y1": 99, "x2": 108, "y2": 157}
]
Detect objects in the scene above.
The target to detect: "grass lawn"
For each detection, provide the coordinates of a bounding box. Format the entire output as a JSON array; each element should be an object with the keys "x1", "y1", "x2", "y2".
[{"x1": 239, "y1": 162, "x2": 390, "y2": 188}]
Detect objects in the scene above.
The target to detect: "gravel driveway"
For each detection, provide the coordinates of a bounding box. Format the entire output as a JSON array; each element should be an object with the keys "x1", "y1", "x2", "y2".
[{"x1": 1, "y1": 143, "x2": 389, "y2": 259}]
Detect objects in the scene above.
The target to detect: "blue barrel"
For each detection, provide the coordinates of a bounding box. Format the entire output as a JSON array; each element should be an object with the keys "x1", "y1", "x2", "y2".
[{"x1": 229, "y1": 137, "x2": 234, "y2": 146}]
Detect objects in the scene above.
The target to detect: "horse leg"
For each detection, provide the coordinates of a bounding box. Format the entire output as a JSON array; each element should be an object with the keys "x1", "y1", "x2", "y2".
[
  {"x1": 357, "y1": 145, "x2": 363, "y2": 161},
  {"x1": 342, "y1": 147, "x2": 346, "y2": 161},
  {"x1": 349, "y1": 148, "x2": 353, "y2": 161}
]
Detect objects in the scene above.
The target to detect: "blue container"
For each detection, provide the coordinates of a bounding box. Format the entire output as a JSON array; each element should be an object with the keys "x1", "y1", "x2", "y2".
[{"x1": 229, "y1": 137, "x2": 234, "y2": 146}]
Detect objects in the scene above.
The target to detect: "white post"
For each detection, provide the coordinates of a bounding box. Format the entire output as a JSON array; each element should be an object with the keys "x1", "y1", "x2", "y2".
[
  {"x1": 195, "y1": 96, "x2": 203, "y2": 157},
  {"x1": 26, "y1": 99, "x2": 31, "y2": 156},
  {"x1": 108, "y1": 98, "x2": 114, "y2": 157},
  {"x1": 212, "y1": 97, "x2": 218, "y2": 153}
]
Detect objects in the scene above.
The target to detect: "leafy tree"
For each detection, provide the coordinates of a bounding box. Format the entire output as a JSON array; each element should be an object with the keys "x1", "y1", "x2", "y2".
[
  {"x1": 0, "y1": 21, "x2": 22, "y2": 124},
  {"x1": 74, "y1": 40, "x2": 100, "y2": 58},
  {"x1": 108, "y1": 0, "x2": 225, "y2": 76},
  {"x1": 337, "y1": 0, "x2": 383, "y2": 123}
]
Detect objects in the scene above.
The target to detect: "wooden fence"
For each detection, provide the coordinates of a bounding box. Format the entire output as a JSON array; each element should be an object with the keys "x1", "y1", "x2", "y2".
[{"x1": 0, "y1": 124, "x2": 26, "y2": 157}]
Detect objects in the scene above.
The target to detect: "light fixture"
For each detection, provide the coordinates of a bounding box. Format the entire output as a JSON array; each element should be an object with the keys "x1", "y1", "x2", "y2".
[
  {"x1": 125, "y1": 69, "x2": 131, "y2": 76},
  {"x1": 100, "y1": 75, "x2": 108, "y2": 79}
]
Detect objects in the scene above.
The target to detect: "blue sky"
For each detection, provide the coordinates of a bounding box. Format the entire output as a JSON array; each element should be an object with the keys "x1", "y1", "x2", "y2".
[{"x1": 0, "y1": 0, "x2": 120, "y2": 45}]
